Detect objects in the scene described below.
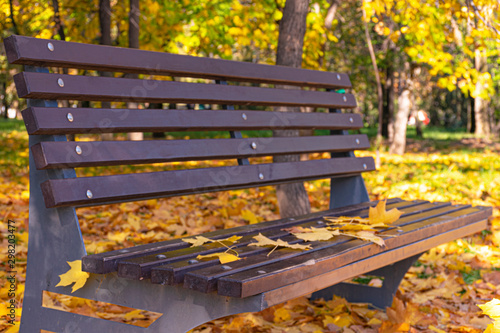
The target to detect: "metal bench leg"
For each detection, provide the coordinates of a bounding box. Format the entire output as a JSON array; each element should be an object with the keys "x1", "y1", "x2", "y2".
[{"x1": 311, "y1": 253, "x2": 423, "y2": 309}]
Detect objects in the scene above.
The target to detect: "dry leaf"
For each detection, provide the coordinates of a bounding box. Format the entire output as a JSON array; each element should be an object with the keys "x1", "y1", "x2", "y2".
[
  {"x1": 349, "y1": 231, "x2": 385, "y2": 247},
  {"x1": 56, "y1": 260, "x2": 89, "y2": 293},
  {"x1": 242, "y1": 209, "x2": 259, "y2": 224},
  {"x1": 196, "y1": 252, "x2": 241, "y2": 264},
  {"x1": 369, "y1": 200, "x2": 403, "y2": 226},
  {"x1": 250, "y1": 233, "x2": 311, "y2": 256},
  {"x1": 182, "y1": 235, "x2": 242, "y2": 247},
  {"x1": 292, "y1": 227, "x2": 340, "y2": 242}
]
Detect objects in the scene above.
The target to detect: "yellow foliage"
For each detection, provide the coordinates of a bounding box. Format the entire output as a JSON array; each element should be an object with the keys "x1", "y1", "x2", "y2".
[
  {"x1": 56, "y1": 260, "x2": 89, "y2": 293},
  {"x1": 196, "y1": 252, "x2": 241, "y2": 264}
]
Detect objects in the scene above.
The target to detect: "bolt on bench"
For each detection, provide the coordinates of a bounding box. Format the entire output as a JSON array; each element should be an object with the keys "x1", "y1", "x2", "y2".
[{"x1": 5, "y1": 35, "x2": 492, "y2": 333}]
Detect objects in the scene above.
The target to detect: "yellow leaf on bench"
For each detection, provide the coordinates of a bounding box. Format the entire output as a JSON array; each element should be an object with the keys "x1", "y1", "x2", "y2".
[
  {"x1": 369, "y1": 200, "x2": 403, "y2": 226},
  {"x1": 56, "y1": 260, "x2": 89, "y2": 293},
  {"x1": 291, "y1": 227, "x2": 340, "y2": 242},
  {"x1": 182, "y1": 235, "x2": 242, "y2": 247},
  {"x1": 250, "y1": 233, "x2": 312, "y2": 256},
  {"x1": 196, "y1": 252, "x2": 241, "y2": 264},
  {"x1": 345, "y1": 231, "x2": 385, "y2": 247}
]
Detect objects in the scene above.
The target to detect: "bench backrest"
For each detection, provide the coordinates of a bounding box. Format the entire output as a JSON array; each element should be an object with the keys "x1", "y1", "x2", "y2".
[{"x1": 5, "y1": 35, "x2": 374, "y2": 210}]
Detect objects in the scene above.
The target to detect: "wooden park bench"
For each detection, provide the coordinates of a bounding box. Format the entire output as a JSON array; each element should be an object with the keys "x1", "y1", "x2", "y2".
[{"x1": 5, "y1": 35, "x2": 492, "y2": 333}]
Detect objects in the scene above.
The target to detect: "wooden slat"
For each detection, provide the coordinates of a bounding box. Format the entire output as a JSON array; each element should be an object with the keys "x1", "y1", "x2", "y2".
[
  {"x1": 178, "y1": 202, "x2": 458, "y2": 291},
  {"x1": 120, "y1": 200, "x2": 429, "y2": 281},
  {"x1": 32, "y1": 135, "x2": 370, "y2": 169},
  {"x1": 217, "y1": 206, "x2": 491, "y2": 298},
  {"x1": 22, "y1": 107, "x2": 364, "y2": 135},
  {"x1": 5, "y1": 35, "x2": 352, "y2": 89},
  {"x1": 261, "y1": 218, "x2": 488, "y2": 307},
  {"x1": 14, "y1": 72, "x2": 357, "y2": 108},
  {"x1": 41, "y1": 157, "x2": 375, "y2": 208},
  {"x1": 83, "y1": 199, "x2": 404, "y2": 274}
]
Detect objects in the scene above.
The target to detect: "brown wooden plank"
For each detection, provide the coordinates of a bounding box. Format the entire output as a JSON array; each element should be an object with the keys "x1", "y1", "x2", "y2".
[
  {"x1": 261, "y1": 218, "x2": 488, "y2": 307},
  {"x1": 121, "y1": 200, "x2": 430, "y2": 281},
  {"x1": 82, "y1": 199, "x2": 404, "y2": 274},
  {"x1": 41, "y1": 156, "x2": 375, "y2": 208},
  {"x1": 217, "y1": 206, "x2": 491, "y2": 298},
  {"x1": 22, "y1": 107, "x2": 364, "y2": 135},
  {"x1": 14, "y1": 72, "x2": 357, "y2": 108},
  {"x1": 33, "y1": 135, "x2": 370, "y2": 169},
  {"x1": 151, "y1": 201, "x2": 449, "y2": 287},
  {"x1": 5, "y1": 35, "x2": 352, "y2": 89}
]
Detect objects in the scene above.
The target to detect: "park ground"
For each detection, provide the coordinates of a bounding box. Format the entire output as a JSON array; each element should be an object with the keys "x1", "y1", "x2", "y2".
[{"x1": 0, "y1": 119, "x2": 499, "y2": 332}]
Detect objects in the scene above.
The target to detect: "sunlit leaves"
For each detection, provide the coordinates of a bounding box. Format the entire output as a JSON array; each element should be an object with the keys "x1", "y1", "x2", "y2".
[
  {"x1": 369, "y1": 200, "x2": 403, "y2": 226},
  {"x1": 56, "y1": 260, "x2": 89, "y2": 293},
  {"x1": 182, "y1": 235, "x2": 242, "y2": 247},
  {"x1": 250, "y1": 233, "x2": 312, "y2": 256},
  {"x1": 196, "y1": 252, "x2": 241, "y2": 264}
]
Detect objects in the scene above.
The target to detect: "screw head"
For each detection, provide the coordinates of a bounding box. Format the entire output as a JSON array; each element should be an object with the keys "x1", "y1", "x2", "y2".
[
  {"x1": 349, "y1": 117, "x2": 354, "y2": 123},
  {"x1": 356, "y1": 139, "x2": 360, "y2": 145},
  {"x1": 188, "y1": 259, "x2": 199, "y2": 264},
  {"x1": 251, "y1": 142, "x2": 257, "y2": 150},
  {"x1": 257, "y1": 270, "x2": 266, "y2": 274},
  {"x1": 67, "y1": 113, "x2": 74, "y2": 122},
  {"x1": 363, "y1": 164, "x2": 367, "y2": 170},
  {"x1": 75, "y1": 145, "x2": 82, "y2": 155},
  {"x1": 57, "y1": 78, "x2": 64, "y2": 87},
  {"x1": 242, "y1": 113, "x2": 247, "y2": 120},
  {"x1": 156, "y1": 254, "x2": 167, "y2": 260},
  {"x1": 343, "y1": 96, "x2": 347, "y2": 102},
  {"x1": 47, "y1": 42, "x2": 54, "y2": 51},
  {"x1": 258, "y1": 173, "x2": 264, "y2": 180},
  {"x1": 221, "y1": 265, "x2": 232, "y2": 270},
  {"x1": 336, "y1": 74, "x2": 341, "y2": 80},
  {"x1": 86, "y1": 190, "x2": 93, "y2": 199}
]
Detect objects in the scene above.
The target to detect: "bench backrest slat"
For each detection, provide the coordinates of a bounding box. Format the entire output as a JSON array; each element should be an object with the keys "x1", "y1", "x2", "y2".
[
  {"x1": 32, "y1": 135, "x2": 370, "y2": 169},
  {"x1": 22, "y1": 107, "x2": 364, "y2": 135},
  {"x1": 41, "y1": 157, "x2": 375, "y2": 208},
  {"x1": 15, "y1": 72, "x2": 357, "y2": 108},
  {"x1": 6, "y1": 35, "x2": 351, "y2": 89}
]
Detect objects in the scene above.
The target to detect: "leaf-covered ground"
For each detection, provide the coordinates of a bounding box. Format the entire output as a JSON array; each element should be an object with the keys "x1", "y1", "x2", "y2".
[{"x1": 0, "y1": 128, "x2": 499, "y2": 332}]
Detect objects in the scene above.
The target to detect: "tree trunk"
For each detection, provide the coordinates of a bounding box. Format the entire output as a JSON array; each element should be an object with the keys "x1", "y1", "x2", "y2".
[
  {"x1": 8, "y1": 0, "x2": 19, "y2": 35},
  {"x1": 389, "y1": 63, "x2": 413, "y2": 155},
  {"x1": 273, "y1": 0, "x2": 311, "y2": 218},
  {"x1": 362, "y1": 6, "x2": 383, "y2": 143},
  {"x1": 127, "y1": 0, "x2": 143, "y2": 141},
  {"x1": 99, "y1": 0, "x2": 113, "y2": 141},
  {"x1": 474, "y1": 49, "x2": 490, "y2": 138},
  {"x1": 383, "y1": 64, "x2": 394, "y2": 140}
]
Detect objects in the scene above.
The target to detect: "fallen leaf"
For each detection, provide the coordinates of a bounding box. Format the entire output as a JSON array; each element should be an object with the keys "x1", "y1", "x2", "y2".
[
  {"x1": 182, "y1": 235, "x2": 242, "y2": 247},
  {"x1": 196, "y1": 252, "x2": 241, "y2": 264},
  {"x1": 242, "y1": 209, "x2": 259, "y2": 224},
  {"x1": 369, "y1": 200, "x2": 403, "y2": 226},
  {"x1": 56, "y1": 260, "x2": 89, "y2": 293},
  {"x1": 250, "y1": 233, "x2": 311, "y2": 256},
  {"x1": 292, "y1": 227, "x2": 340, "y2": 242},
  {"x1": 349, "y1": 231, "x2": 385, "y2": 247}
]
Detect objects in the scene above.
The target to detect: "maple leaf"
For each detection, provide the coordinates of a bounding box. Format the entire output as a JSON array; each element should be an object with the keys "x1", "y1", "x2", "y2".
[
  {"x1": 292, "y1": 227, "x2": 340, "y2": 242},
  {"x1": 196, "y1": 252, "x2": 241, "y2": 264},
  {"x1": 182, "y1": 235, "x2": 242, "y2": 247},
  {"x1": 250, "y1": 233, "x2": 311, "y2": 256},
  {"x1": 479, "y1": 298, "x2": 500, "y2": 332},
  {"x1": 242, "y1": 209, "x2": 259, "y2": 224},
  {"x1": 56, "y1": 260, "x2": 89, "y2": 293},
  {"x1": 369, "y1": 200, "x2": 403, "y2": 226},
  {"x1": 348, "y1": 231, "x2": 385, "y2": 247}
]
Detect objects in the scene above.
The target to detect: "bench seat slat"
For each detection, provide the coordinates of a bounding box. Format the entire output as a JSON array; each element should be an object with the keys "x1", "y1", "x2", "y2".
[
  {"x1": 261, "y1": 218, "x2": 488, "y2": 308},
  {"x1": 181, "y1": 202, "x2": 461, "y2": 292},
  {"x1": 22, "y1": 107, "x2": 364, "y2": 135},
  {"x1": 6, "y1": 35, "x2": 352, "y2": 89},
  {"x1": 15, "y1": 72, "x2": 357, "y2": 108},
  {"x1": 119, "y1": 201, "x2": 442, "y2": 282},
  {"x1": 33, "y1": 135, "x2": 370, "y2": 169},
  {"x1": 41, "y1": 157, "x2": 375, "y2": 208},
  {"x1": 216, "y1": 205, "x2": 492, "y2": 298},
  {"x1": 83, "y1": 199, "x2": 405, "y2": 274}
]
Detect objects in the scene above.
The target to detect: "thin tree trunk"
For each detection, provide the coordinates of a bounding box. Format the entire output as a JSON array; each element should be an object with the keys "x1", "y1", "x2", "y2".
[
  {"x1": 389, "y1": 63, "x2": 413, "y2": 155},
  {"x1": 8, "y1": 0, "x2": 19, "y2": 35},
  {"x1": 127, "y1": 0, "x2": 143, "y2": 141},
  {"x1": 99, "y1": 0, "x2": 113, "y2": 141},
  {"x1": 474, "y1": 49, "x2": 490, "y2": 138},
  {"x1": 362, "y1": 5, "x2": 383, "y2": 143},
  {"x1": 273, "y1": 0, "x2": 311, "y2": 218}
]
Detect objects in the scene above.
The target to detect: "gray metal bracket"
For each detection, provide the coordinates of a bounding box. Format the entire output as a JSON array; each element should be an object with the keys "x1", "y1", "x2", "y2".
[{"x1": 311, "y1": 253, "x2": 423, "y2": 308}]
